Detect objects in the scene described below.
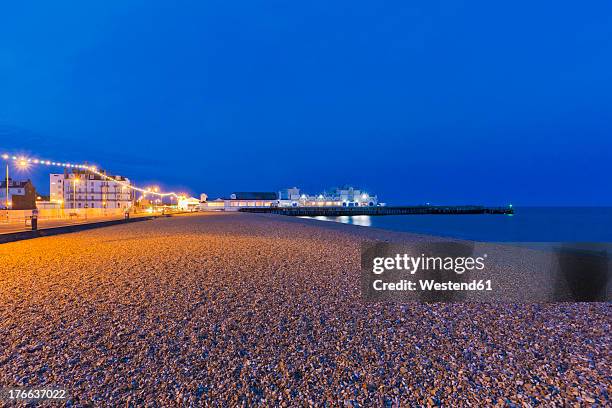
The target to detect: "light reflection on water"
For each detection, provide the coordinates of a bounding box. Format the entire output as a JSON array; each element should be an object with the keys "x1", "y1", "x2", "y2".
[
  {"x1": 308, "y1": 215, "x2": 372, "y2": 227},
  {"x1": 302, "y1": 208, "x2": 612, "y2": 244}
]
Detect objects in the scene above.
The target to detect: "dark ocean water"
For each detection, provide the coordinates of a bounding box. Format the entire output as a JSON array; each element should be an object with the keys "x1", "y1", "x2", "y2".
[{"x1": 304, "y1": 207, "x2": 612, "y2": 243}]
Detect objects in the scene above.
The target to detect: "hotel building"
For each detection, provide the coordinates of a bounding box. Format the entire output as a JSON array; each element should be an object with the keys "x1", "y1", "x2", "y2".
[{"x1": 50, "y1": 170, "x2": 133, "y2": 209}]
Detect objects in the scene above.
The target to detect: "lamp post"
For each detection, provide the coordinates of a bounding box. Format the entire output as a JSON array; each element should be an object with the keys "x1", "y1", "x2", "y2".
[
  {"x1": 72, "y1": 178, "x2": 80, "y2": 210},
  {"x1": 4, "y1": 161, "x2": 8, "y2": 210},
  {"x1": 1, "y1": 154, "x2": 9, "y2": 210},
  {"x1": 2, "y1": 156, "x2": 31, "y2": 212}
]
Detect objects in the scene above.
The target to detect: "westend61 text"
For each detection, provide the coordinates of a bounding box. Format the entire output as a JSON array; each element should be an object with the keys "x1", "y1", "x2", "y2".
[{"x1": 373, "y1": 279, "x2": 493, "y2": 292}]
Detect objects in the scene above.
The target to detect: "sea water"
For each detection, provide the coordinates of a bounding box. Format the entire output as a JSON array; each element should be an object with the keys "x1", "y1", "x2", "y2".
[{"x1": 304, "y1": 207, "x2": 612, "y2": 243}]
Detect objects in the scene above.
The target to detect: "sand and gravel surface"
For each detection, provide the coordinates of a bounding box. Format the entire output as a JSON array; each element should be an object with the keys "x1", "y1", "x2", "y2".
[{"x1": 0, "y1": 212, "x2": 609, "y2": 406}]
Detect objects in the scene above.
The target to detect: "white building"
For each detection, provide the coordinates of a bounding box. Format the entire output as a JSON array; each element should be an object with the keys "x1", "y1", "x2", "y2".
[
  {"x1": 199, "y1": 192, "x2": 278, "y2": 211},
  {"x1": 178, "y1": 197, "x2": 201, "y2": 211},
  {"x1": 199, "y1": 187, "x2": 380, "y2": 211},
  {"x1": 278, "y1": 186, "x2": 378, "y2": 207},
  {"x1": 50, "y1": 170, "x2": 133, "y2": 210}
]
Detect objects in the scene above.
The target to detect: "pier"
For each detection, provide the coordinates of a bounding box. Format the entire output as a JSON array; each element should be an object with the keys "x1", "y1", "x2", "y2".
[{"x1": 239, "y1": 205, "x2": 514, "y2": 216}]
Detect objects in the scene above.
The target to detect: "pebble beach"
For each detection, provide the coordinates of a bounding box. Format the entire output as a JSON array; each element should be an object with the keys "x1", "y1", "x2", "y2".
[{"x1": 0, "y1": 213, "x2": 609, "y2": 406}]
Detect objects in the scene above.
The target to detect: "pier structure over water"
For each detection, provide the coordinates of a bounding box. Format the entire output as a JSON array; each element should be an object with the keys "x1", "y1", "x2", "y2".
[{"x1": 239, "y1": 205, "x2": 514, "y2": 217}]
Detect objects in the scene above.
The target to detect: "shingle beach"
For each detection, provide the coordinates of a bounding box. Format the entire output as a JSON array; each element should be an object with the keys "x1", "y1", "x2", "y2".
[{"x1": 0, "y1": 213, "x2": 609, "y2": 406}]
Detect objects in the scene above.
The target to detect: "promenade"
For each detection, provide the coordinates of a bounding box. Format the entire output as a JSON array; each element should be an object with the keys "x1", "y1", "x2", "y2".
[
  {"x1": 0, "y1": 215, "x2": 128, "y2": 235},
  {"x1": 0, "y1": 211, "x2": 166, "y2": 236},
  {"x1": 0, "y1": 213, "x2": 608, "y2": 405}
]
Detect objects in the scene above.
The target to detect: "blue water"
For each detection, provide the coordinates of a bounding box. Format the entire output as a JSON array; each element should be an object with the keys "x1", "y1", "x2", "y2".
[{"x1": 305, "y1": 207, "x2": 612, "y2": 242}]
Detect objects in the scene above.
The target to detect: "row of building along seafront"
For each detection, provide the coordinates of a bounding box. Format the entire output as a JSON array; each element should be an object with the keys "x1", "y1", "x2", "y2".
[
  {"x1": 199, "y1": 186, "x2": 381, "y2": 211},
  {"x1": 3, "y1": 165, "x2": 380, "y2": 214}
]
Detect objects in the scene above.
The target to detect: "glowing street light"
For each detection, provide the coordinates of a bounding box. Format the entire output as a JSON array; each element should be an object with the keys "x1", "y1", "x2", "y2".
[
  {"x1": 2, "y1": 151, "x2": 183, "y2": 207},
  {"x1": 17, "y1": 158, "x2": 29, "y2": 169},
  {"x1": 72, "y1": 178, "x2": 80, "y2": 210},
  {"x1": 2, "y1": 155, "x2": 8, "y2": 209}
]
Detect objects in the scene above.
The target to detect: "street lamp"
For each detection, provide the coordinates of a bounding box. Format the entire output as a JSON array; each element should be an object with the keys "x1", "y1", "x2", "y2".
[
  {"x1": 72, "y1": 178, "x2": 80, "y2": 209},
  {"x1": 1, "y1": 156, "x2": 32, "y2": 210},
  {"x1": 2, "y1": 154, "x2": 8, "y2": 209}
]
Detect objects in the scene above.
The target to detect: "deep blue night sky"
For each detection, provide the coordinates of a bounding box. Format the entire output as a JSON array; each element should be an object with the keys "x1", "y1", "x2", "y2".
[{"x1": 1, "y1": 1, "x2": 611, "y2": 205}]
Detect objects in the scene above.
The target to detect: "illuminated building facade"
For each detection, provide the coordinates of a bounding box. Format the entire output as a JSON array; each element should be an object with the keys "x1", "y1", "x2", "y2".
[
  {"x1": 177, "y1": 197, "x2": 201, "y2": 211},
  {"x1": 199, "y1": 187, "x2": 380, "y2": 211},
  {"x1": 199, "y1": 192, "x2": 278, "y2": 211},
  {"x1": 278, "y1": 186, "x2": 378, "y2": 207},
  {"x1": 50, "y1": 169, "x2": 133, "y2": 209}
]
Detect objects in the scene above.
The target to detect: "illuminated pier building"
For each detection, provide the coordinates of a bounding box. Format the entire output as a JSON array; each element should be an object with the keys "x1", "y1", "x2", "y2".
[
  {"x1": 278, "y1": 186, "x2": 378, "y2": 208},
  {"x1": 200, "y1": 187, "x2": 379, "y2": 211}
]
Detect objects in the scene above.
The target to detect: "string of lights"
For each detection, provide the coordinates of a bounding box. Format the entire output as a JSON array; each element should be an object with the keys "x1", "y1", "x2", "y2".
[{"x1": 1, "y1": 152, "x2": 185, "y2": 199}]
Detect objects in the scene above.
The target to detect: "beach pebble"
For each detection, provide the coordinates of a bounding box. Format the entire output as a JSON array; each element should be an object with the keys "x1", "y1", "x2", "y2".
[{"x1": 0, "y1": 213, "x2": 608, "y2": 405}]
